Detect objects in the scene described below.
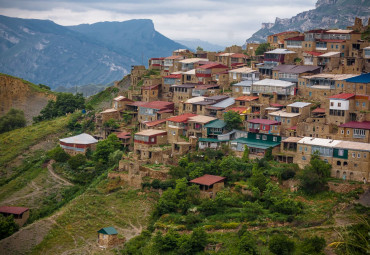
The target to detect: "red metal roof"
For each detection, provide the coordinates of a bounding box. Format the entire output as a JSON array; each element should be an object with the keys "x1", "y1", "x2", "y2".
[
  {"x1": 144, "y1": 119, "x2": 168, "y2": 127},
  {"x1": 198, "y1": 63, "x2": 228, "y2": 69},
  {"x1": 270, "y1": 103, "x2": 284, "y2": 107},
  {"x1": 228, "y1": 107, "x2": 248, "y2": 114},
  {"x1": 329, "y1": 93, "x2": 355, "y2": 100},
  {"x1": 0, "y1": 206, "x2": 29, "y2": 215},
  {"x1": 157, "y1": 109, "x2": 174, "y2": 114},
  {"x1": 304, "y1": 51, "x2": 323, "y2": 56},
  {"x1": 285, "y1": 36, "x2": 304, "y2": 41},
  {"x1": 231, "y1": 53, "x2": 249, "y2": 58},
  {"x1": 116, "y1": 131, "x2": 131, "y2": 139},
  {"x1": 142, "y1": 84, "x2": 160, "y2": 90},
  {"x1": 306, "y1": 29, "x2": 327, "y2": 33},
  {"x1": 167, "y1": 113, "x2": 197, "y2": 123},
  {"x1": 312, "y1": 108, "x2": 326, "y2": 113},
  {"x1": 163, "y1": 74, "x2": 181, "y2": 79},
  {"x1": 247, "y1": 119, "x2": 280, "y2": 125},
  {"x1": 190, "y1": 174, "x2": 226, "y2": 186},
  {"x1": 339, "y1": 121, "x2": 370, "y2": 130},
  {"x1": 141, "y1": 101, "x2": 174, "y2": 110},
  {"x1": 235, "y1": 96, "x2": 259, "y2": 101}
]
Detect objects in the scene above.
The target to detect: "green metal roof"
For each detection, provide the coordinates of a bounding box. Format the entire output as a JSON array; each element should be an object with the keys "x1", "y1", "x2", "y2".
[
  {"x1": 233, "y1": 137, "x2": 280, "y2": 149},
  {"x1": 97, "y1": 226, "x2": 118, "y2": 235},
  {"x1": 204, "y1": 119, "x2": 226, "y2": 129},
  {"x1": 199, "y1": 138, "x2": 226, "y2": 143}
]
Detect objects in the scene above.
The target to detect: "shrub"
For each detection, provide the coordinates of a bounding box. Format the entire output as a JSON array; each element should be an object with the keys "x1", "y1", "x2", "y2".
[
  {"x1": 269, "y1": 234, "x2": 295, "y2": 255},
  {"x1": 239, "y1": 230, "x2": 258, "y2": 255},
  {"x1": 48, "y1": 146, "x2": 70, "y2": 162},
  {"x1": 221, "y1": 222, "x2": 240, "y2": 229},
  {"x1": 299, "y1": 236, "x2": 326, "y2": 254},
  {"x1": 250, "y1": 172, "x2": 268, "y2": 192},
  {"x1": 68, "y1": 154, "x2": 86, "y2": 170},
  {"x1": 281, "y1": 168, "x2": 296, "y2": 180},
  {"x1": 0, "y1": 108, "x2": 26, "y2": 134},
  {"x1": 0, "y1": 215, "x2": 18, "y2": 240}
]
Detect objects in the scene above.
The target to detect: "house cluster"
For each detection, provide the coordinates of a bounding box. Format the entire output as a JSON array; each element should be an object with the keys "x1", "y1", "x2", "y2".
[{"x1": 58, "y1": 18, "x2": 370, "y2": 187}]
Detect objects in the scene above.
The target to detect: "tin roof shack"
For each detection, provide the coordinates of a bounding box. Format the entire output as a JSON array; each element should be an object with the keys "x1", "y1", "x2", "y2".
[
  {"x1": 230, "y1": 132, "x2": 281, "y2": 159},
  {"x1": 138, "y1": 101, "x2": 174, "y2": 124},
  {"x1": 190, "y1": 174, "x2": 226, "y2": 199},
  {"x1": 60, "y1": 133, "x2": 98, "y2": 156},
  {"x1": 172, "y1": 84, "x2": 197, "y2": 107},
  {"x1": 0, "y1": 206, "x2": 29, "y2": 227},
  {"x1": 268, "y1": 110, "x2": 301, "y2": 137},
  {"x1": 134, "y1": 129, "x2": 168, "y2": 161},
  {"x1": 187, "y1": 115, "x2": 217, "y2": 138},
  {"x1": 338, "y1": 121, "x2": 370, "y2": 143},
  {"x1": 297, "y1": 73, "x2": 358, "y2": 103},
  {"x1": 259, "y1": 49, "x2": 297, "y2": 78},
  {"x1": 166, "y1": 113, "x2": 197, "y2": 143},
  {"x1": 247, "y1": 119, "x2": 281, "y2": 136},
  {"x1": 251, "y1": 79, "x2": 296, "y2": 104},
  {"x1": 229, "y1": 67, "x2": 260, "y2": 84},
  {"x1": 196, "y1": 63, "x2": 228, "y2": 84},
  {"x1": 296, "y1": 137, "x2": 370, "y2": 182},
  {"x1": 205, "y1": 97, "x2": 236, "y2": 118},
  {"x1": 97, "y1": 226, "x2": 124, "y2": 248},
  {"x1": 272, "y1": 65, "x2": 321, "y2": 84}
]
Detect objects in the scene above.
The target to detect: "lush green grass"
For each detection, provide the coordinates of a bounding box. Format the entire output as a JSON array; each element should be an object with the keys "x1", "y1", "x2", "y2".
[
  {"x1": 31, "y1": 178, "x2": 157, "y2": 254},
  {"x1": 0, "y1": 73, "x2": 56, "y2": 95},
  {"x1": 0, "y1": 115, "x2": 70, "y2": 167},
  {"x1": 86, "y1": 86, "x2": 119, "y2": 110}
]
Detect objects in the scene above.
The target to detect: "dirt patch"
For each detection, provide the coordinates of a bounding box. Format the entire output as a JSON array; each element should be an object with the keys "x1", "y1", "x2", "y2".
[{"x1": 328, "y1": 182, "x2": 365, "y2": 193}]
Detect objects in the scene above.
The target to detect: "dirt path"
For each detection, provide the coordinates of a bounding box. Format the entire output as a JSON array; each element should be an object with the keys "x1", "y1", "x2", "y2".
[{"x1": 47, "y1": 160, "x2": 73, "y2": 186}]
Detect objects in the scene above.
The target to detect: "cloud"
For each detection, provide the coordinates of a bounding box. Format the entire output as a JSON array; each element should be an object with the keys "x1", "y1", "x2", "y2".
[{"x1": 0, "y1": 0, "x2": 317, "y2": 45}]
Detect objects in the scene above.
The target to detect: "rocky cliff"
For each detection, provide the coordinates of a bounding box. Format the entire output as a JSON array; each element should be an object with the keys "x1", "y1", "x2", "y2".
[
  {"x1": 246, "y1": 0, "x2": 370, "y2": 43},
  {"x1": 0, "y1": 74, "x2": 56, "y2": 123}
]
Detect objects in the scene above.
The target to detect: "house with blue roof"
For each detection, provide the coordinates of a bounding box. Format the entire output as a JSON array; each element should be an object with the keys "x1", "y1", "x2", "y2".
[{"x1": 345, "y1": 73, "x2": 370, "y2": 95}]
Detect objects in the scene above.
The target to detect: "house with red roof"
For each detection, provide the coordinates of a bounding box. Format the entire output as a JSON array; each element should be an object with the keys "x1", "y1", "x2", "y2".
[
  {"x1": 338, "y1": 121, "x2": 370, "y2": 143},
  {"x1": 138, "y1": 101, "x2": 174, "y2": 123},
  {"x1": 195, "y1": 63, "x2": 228, "y2": 84},
  {"x1": 115, "y1": 131, "x2": 132, "y2": 148},
  {"x1": 166, "y1": 113, "x2": 197, "y2": 143},
  {"x1": 328, "y1": 93, "x2": 356, "y2": 125},
  {"x1": 162, "y1": 74, "x2": 181, "y2": 94},
  {"x1": 134, "y1": 129, "x2": 168, "y2": 161},
  {"x1": 247, "y1": 118, "x2": 281, "y2": 135},
  {"x1": 163, "y1": 55, "x2": 184, "y2": 73},
  {"x1": 189, "y1": 174, "x2": 226, "y2": 198},
  {"x1": 148, "y1": 57, "x2": 165, "y2": 70},
  {"x1": 0, "y1": 206, "x2": 29, "y2": 226}
]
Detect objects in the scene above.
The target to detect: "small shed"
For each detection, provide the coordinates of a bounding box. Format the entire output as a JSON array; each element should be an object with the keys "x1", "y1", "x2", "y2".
[
  {"x1": 0, "y1": 206, "x2": 29, "y2": 226},
  {"x1": 190, "y1": 174, "x2": 226, "y2": 198},
  {"x1": 97, "y1": 226, "x2": 119, "y2": 248}
]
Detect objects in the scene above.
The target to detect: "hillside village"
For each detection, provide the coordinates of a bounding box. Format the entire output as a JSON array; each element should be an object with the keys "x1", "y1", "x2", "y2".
[
  {"x1": 83, "y1": 18, "x2": 370, "y2": 186},
  {"x1": 1, "y1": 16, "x2": 370, "y2": 255}
]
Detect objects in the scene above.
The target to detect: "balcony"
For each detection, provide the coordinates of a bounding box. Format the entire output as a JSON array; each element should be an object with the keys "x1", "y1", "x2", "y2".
[{"x1": 249, "y1": 128, "x2": 260, "y2": 133}]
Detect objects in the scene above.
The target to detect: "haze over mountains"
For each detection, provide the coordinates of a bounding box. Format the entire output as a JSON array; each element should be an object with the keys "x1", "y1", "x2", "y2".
[
  {"x1": 0, "y1": 15, "x2": 186, "y2": 88},
  {"x1": 246, "y1": 0, "x2": 370, "y2": 43}
]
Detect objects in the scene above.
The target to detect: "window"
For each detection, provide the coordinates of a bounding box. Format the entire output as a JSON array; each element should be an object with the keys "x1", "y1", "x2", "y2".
[
  {"x1": 299, "y1": 146, "x2": 302, "y2": 151},
  {"x1": 287, "y1": 119, "x2": 290, "y2": 124},
  {"x1": 305, "y1": 147, "x2": 308, "y2": 152},
  {"x1": 358, "y1": 153, "x2": 361, "y2": 158},
  {"x1": 341, "y1": 84, "x2": 344, "y2": 88},
  {"x1": 347, "y1": 130, "x2": 350, "y2": 135},
  {"x1": 256, "y1": 134, "x2": 261, "y2": 139},
  {"x1": 262, "y1": 135, "x2": 267, "y2": 140},
  {"x1": 356, "y1": 101, "x2": 360, "y2": 106},
  {"x1": 364, "y1": 153, "x2": 367, "y2": 158},
  {"x1": 337, "y1": 84, "x2": 340, "y2": 87},
  {"x1": 331, "y1": 102, "x2": 334, "y2": 106},
  {"x1": 338, "y1": 149, "x2": 344, "y2": 156},
  {"x1": 338, "y1": 102, "x2": 341, "y2": 107},
  {"x1": 309, "y1": 92, "x2": 312, "y2": 97},
  {"x1": 342, "y1": 45, "x2": 345, "y2": 49},
  {"x1": 363, "y1": 102, "x2": 366, "y2": 107},
  {"x1": 352, "y1": 153, "x2": 356, "y2": 158},
  {"x1": 336, "y1": 45, "x2": 338, "y2": 49},
  {"x1": 302, "y1": 156, "x2": 306, "y2": 160},
  {"x1": 343, "y1": 161, "x2": 348, "y2": 166},
  {"x1": 341, "y1": 130, "x2": 344, "y2": 134},
  {"x1": 337, "y1": 161, "x2": 341, "y2": 166},
  {"x1": 273, "y1": 137, "x2": 277, "y2": 142}
]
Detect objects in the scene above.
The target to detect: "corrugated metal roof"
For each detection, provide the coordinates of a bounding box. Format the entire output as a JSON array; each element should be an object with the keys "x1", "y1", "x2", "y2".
[
  {"x1": 345, "y1": 73, "x2": 370, "y2": 83},
  {"x1": 326, "y1": 29, "x2": 353, "y2": 34},
  {"x1": 247, "y1": 119, "x2": 280, "y2": 125},
  {"x1": 188, "y1": 115, "x2": 217, "y2": 124},
  {"x1": 272, "y1": 64, "x2": 321, "y2": 74},
  {"x1": 297, "y1": 137, "x2": 341, "y2": 147},
  {"x1": 265, "y1": 49, "x2": 296, "y2": 54},
  {"x1": 234, "y1": 137, "x2": 280, "y2": 149},
  {"x1": 232, "y1": 80, "x2": 253, "y2": 87},
  {"x1": 184, "y1": 69, "x2": 196, "y2": 75},
  {"x1": 304, "y1": 51, "x2": 323, "y2": 56},
  {"x1": 141, "y1": 101, "x2": 174, "y2": 110},
  {"x1": 113, "y1": 96, "x2": 131, "y2": 101},
  {"x1": 235, "y1": 96, "x2": 259, "y2": 101},
  {"x1": 329, "y1": 93, "x2": 355, "y2": 100},
  {"x1": 185, "y1": 96, "x2": 206, "y2": 104},
  {"x1": 228, "y1": 67, "x2": 256, "y2": 74},
  {"x1": 312, "y1": 108, "x2": 326, "y2": 113},
  {"x1": 60, "y1": 133, "x2": 98, "y2": 145},
  {"x1": 190, "y1": 174, "x2": 226, "y2": 186},
  {"x1": 179, "y1": 58, "x2": 208, "y2": 64},
  {"x1": 339, "y1": 121, "x2": 370, "y2": 130},
  {"x1": 253, "y1": 79, "x2": 295, "y2": 87},
  {"x1": 144, "y1": 119, "x2": 168, "y2": 127},
  {"x1": 135, "y1": 129, "x2": 167, "y2": 136},
  {"x1": 211, "y1": 97, "x2": 235, "y2": 108},
  {"x1": 287, "y1": 102, "x2": 311, "y2": 108},
  {"x1": 268, "y1": 110, "x2": 300, "y2": 118},
  {"x1": 197, "y1": 63, "x2": 228, "y2": 69},
  {"x1": 205, "y1": 119, "x2": 226, "y2": 129},
  {"x1": 282, "y1": 137, "x2": 302, "y2": 143},
  {"x1": 167, "y1": 113, "x2": 197, "y2": 123},
  {"x1": 198, "y1": 138, "x2": 224, "y2": 143},
  {"x1": 100, "y1": 108, "x2": 118, "y2": 114},
  {"x1": 301, "y1": 73, "x2": 357, "y2": 80},
  {"x1": 98, "y1": 227, "x2": 118, "y2": 235},
  {"x1": 0, "y1": 206, "x2": 29, "y2": 215},
  {"x1": 319, "y1": 52, "x2": 341, "y2": 57},
  {"x1": 335, "y1": 141, "x2": 370, "y2": 152}
]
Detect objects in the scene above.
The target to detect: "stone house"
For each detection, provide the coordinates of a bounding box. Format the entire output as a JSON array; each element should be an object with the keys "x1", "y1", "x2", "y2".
[
  {"x1": 98, "y1": 96, "x2": 134, "y2": 124},
  {"x1": 187, "y1": 115, "x2": 217, "y2": 138},
  {"x1": 327, "y1": 93, "x2": 358, "y2": 125},
  {"x1": 194, "y1": 95, "x2": 229, "y2": 116},
  {"x1": 246, "y1": 118, "x2": 281, "y2": 136},
  {"x1": 142, "y1": 84, "x2": 160, "y2": 102},
  {"x1": 178, "y1": 96, "x2": 206, "y2": 115},
  {"x1": 192, "y1": 84, "x2": 220, "y2": 98},
  {"x1": 140, "y1": 118, "x2": 168, "y2": 131},
  {"x1": 130, "y1": 65, "x2": 146, "y2": 88},
  {"x1": 344, "y1": 73, "x2": 370, "y2": 95},
  {"x1": 162, "y1": 74, "x2": 181, "y2": 94},
  {"x1": 337, "y1": 121, "x2": 370, "y2": 143},
  {"x1": 204, "y1": 119, "x2": 227, "y2": 139},
  {"x1": 59, "y1": 133, "x2": 98, "y2": 155},
  {"x1": 258, "y1": 49, "x2": 297, "y2": 78},
  {"x1": 163, "y1": 55, "x2": 184, "y2": 73},
  {"x1": 229, "y1": 67, "x2": 260, "y2": 84},
  {"x1": 172, "y1": 49, "x2": 193, "y2": 57},
  {"x1": 251, "y1": 79, "x2": 296, "y2": 102},
  {"x1": 204, "y1": 97, "x2": 235, "y2": 118},
  {"x1": 268, "y1": 110, "x2": 301, "y2": 137},
  {"x1": 267, "y1": 31, "x2": 301, "y2": 49},
  {"x1": 189, "y1": 174, "x2": 226, "y2": 199},
  {"x1": 148, "y1": 57, "x2": 164, "y2": 70},
  {"x1": 234, "y1": 96, "x2": 259, "y2": 107},
  {"x1": 0, "y1": 206, "x2": 29, "y2": 226},
  {"x1": 138, "y1": 101, "x2": 174, "y2": 123},
  {"x1": 195, "y1": 63, "x2": 228, "y2": 84},
  {"x1": 272, "y1": 65, "x2": 321, "y2": 85},
  {"x1": 166, "y1": 113, "x2": 197, "y2": 143},
  {"x1": 97, "y1": 226, "x2": 121, "y2": 248},
  {"x1": 245, "y1": 43, "x2": 260, "y2": 57},
  {"x1": 316, "y1": 52, "x2": 341, "y2": 71},
  {"x1": 284, "y1": 35, "x2": 305, "y2": 55},
  {"x1": 133, "y1": 129, "x2": 168, "y2": 160},
  {"x1": 179, "y1": 58, "x2": 208, "y2": 72},
  {"x1": 296, "y1": 108, "x2": 336, "y2": 139},
  {"x1": 172, "y1": 84, "x2": 197, "y2": 107},
  {"x1": 116, "y1": 131, "x2": 132, "y2": 149},
  {"x1": 181, "y1": 69, "x2": 198, "y2": 84}
]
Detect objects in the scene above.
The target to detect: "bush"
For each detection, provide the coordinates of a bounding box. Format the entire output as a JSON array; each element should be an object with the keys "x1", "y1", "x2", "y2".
[
  {"x1": 0, "y1": 215, "x2": 18, "y2": 239},
  {"x1": 48, "y1": 146, "x2": 70, "y2": 162},
  {"x1": 299, "y1": 236, "x2": 326, "y2": 254},
  {"x1": 68, "y1": 154, "x2": 86, "y2": 170},
  {"x1": 239, "y1": 230, "x2": 258, "y2": 255},
  {"x1": 271, "y1": 198, "x2": 303, "y2": 216},
  {"x1": 0, "y1": 108, "x2": 26, "y2": 134},
  {"x1": 250, "y1": 172, "x2": 268, "y2": 192},
  {"x1": 281, "y1": 168, "x2": 296, "y2": 180},
  {"x1": 269, "y1": 234, "x2": 295, "y2": 255}
]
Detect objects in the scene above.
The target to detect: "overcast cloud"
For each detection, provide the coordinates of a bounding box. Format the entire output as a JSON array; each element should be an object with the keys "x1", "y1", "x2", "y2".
[{"x1": 0, "y1": 0, "x2": 317, "y2": 46}]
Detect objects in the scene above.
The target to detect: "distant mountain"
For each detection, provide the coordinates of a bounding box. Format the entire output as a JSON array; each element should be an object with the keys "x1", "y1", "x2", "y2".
[
  {"x1": 175, "y1": 39, "x2": 225, "y2": 52},
  {"x1": 0, "y1": 16, "x2": 186, "y2": 88},
  {"x1": 246, "y1": 0, "x2": 370, "y2": 43}
]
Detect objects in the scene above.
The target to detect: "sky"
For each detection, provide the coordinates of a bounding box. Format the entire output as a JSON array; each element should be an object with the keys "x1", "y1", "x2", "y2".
[{"x1": 0, "y1": 0, "x2": 317, "y2": 46}]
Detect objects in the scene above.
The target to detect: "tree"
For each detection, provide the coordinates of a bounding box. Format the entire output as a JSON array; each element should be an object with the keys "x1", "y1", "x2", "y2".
[
  {"x1": 242, "y1": 145, "x2": 249, "y2": 162},
  {"x1": 224, "y1": 110, "x2": 243, "y2": 131},
  {"x1": 249, "y1": 171, "x2": 269, "y2": 193},
  {"x1": 264, "y1": 147, "x2": 273, "y2": 161},
  {"x1": 0, "y1": 108, "x2": 26, "y2": 134},
  {"x1": 300, "y1": 236, "x2": 326, "y2": 254},
  {"x1": 196, "y1": 46, "x2": 204, "y2": 51},
  {"x1": 48, "y1": 146, "x2": 70, "y2": 162},
  {"x1": 255, "y1": 43, "x2": 270, "y2": 55},
  {"x1": 108, "y1": 150, "x2": 123, "y2": 166},
  {"x1": 93, "y1": 134, "x2": 121, "y2": 163},
  {"x1": 103, "y1": 118, "x2": 120, "y2": 129},
  {"x1": 0, "y1": 215, "x2": 18, "y2": 239},
  {"x1": 299, "y1": 152, "x2": 331, "y2": 194},
  {"x1": 239, "y1": 231, "x2": 258, "y2": 254},
  {"x1": 269, "y1": 234, "x2": 295, "y2": 255},
  {"x1": 68, "y1": 154, "x2": 86, "y2": 170}
]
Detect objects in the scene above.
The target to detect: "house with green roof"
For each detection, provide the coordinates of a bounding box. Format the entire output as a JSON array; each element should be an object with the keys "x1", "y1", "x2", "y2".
[
  {"x1": 97, "y1": 226, "x2": 122, "y2": 248},
  {"x1": 204, "y1": 119, "x2": 227, "y2": 138}
]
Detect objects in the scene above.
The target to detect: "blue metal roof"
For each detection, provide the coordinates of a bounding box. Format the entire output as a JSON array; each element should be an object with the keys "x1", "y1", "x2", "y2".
[{"x1": 345, "y1": 73, "x2": 370, "y2": 83}]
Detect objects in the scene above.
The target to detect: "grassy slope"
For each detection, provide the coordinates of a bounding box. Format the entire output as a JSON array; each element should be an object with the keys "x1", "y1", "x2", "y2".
[
  {"x1": 31, "y1": 178, "x2": 157, "y2": 255},
  {"x1": 0, "y1": 115, "x2": 70, "y2": 168},
  {"x1": 0, "y1": 73, "x2": 56, "y2": 95}
]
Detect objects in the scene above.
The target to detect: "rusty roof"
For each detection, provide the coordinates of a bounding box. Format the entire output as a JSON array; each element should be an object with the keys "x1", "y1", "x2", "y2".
[
  {"x1": 167, "y1": 113, "x2": 197, "y2": 123},
  {"x1": 0, "y1": 206, "x2": 29, "y2": 215},
  {"x1": 190, "y1": 174, "x2": 226, "y2": 186},
  {"x1": 329, "y1": 93, "x2": 355, "y2": 100},
  {"x1": 235, "y1": 96, "x2": 259, "y2": 101}
]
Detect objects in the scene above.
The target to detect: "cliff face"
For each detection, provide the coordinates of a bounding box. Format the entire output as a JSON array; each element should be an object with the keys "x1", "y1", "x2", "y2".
[
  {"x1": 0, "y1": 74, "x2": 56, "y2": 123},
  {"x1": 246, "y1": 0, "x2": 370, "y2": 43}
]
